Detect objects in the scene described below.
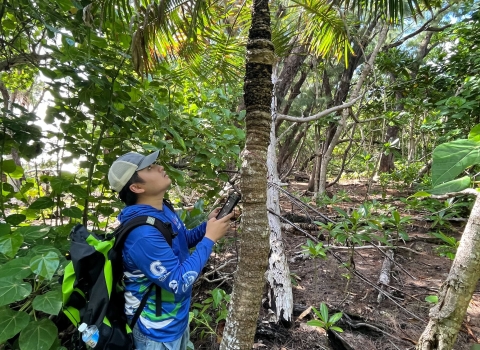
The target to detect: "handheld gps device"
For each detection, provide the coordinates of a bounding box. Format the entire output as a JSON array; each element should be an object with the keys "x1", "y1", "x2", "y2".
[{"x1": 216, "y1": 192, "x2": 241, "y2": 219}]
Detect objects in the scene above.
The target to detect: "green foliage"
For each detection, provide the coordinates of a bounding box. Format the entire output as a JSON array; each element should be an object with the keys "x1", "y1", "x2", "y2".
[
  {"x1": 301, "y1": 239, "x2": 327, "y2": 259},
  {"x1": 425, "y1": 295, "x2": 438, "y2": 304},
  {"x1": 378, "y1": 161, "x2": 424, "y2": 191},
  {"x1": 179, "y1": 199, "x2": 208, "y2": 230},
  {"x1": 191, "y1": 288, "x2": 230, "y2": 340},
  {"x1": 430, "y1": 231, "x2": 459, "y2": 260},
  {"x1": 0, "y1": 1, "x2": 245, "y2": 348},
  {"x1": 382, "y1": 209, "x2": 411, "y2": 242},
  {"x1": 316, "y1": 190, "x2": 351, "y2": 207},
  {"x1": 431, "y1": 139, "x2": 480, "y2": 187},
  {"x1": 426, "y1": 198, "x2": 470, "y2": 230},
  {"x1": 307, "y1": 303, "x2": 343, "y2": 333}
]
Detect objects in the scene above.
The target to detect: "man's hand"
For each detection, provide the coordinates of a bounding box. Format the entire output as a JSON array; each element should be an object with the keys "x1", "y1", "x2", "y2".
[
  {"x1": 205, "y1": 212, "x2": 234, "y2": 243},
  {"x1": 208, "y1": 207, "x2": 222, "y2": 220}
]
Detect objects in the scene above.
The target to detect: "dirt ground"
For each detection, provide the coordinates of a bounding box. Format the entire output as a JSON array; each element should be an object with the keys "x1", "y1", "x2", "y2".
[{"x1": 191, "y1": 179, "x2": 480, "y2": 350}]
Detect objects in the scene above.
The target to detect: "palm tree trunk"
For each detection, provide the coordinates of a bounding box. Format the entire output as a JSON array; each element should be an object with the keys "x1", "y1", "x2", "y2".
[
  {"x1": 417, "y1": 193, "x2": 480, "y2": 350},
  {"x1": 219, "y1": 0, "x2": 274, "y2": 348}
]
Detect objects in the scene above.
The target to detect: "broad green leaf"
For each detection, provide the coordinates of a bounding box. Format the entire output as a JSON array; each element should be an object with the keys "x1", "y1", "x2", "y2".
[
  {"x1": 29, "y1": 245, "x2": 61, "y2": 257},
  {"x1": 21, "y1": 209, "x2": 39, "y2": 221},
  {"x1": 48, "y1": 338, "x2": 64, "y2": 350},
  {"x1": 328, "y1": 312, "x2": 343, "y2": 324},
  {"x1": 306, "y1": 319, "x2": 326, "y2": 328},
  {"x1": 62, "y1": 206, "x2": 83, "y2": 219},
  {"x1": 2, "y1": 19, "x2": 15, "y2": 30},
  {"x1": 50, "y1": 177, "x2": 72, "y2": 193},
  {"x1": 0, "y1": 278, "x2": 32, "y2": 307},
  {"x1": 39, "y1": 67, "x2": 57, "y2": 80},
  {"x1": 428, "y1": 176, "x2": 471, "y2": 195},
  {"x1": 6, "y1": 214, "x2": 27, "y2": 226},
  {"x1": 0, "y1": 232, "x2": 24, "y2": 258},
  {"x1": 166, "y1": 127, "x2": 186, "y2": 151},
  {"x1": 2, "y1": 182, "x2": 14, "y2": 194},
  {"x1": 425, "y1": 295, "x2": 438, "y2": 304},
  {"x1": 69, "y1": 185, "x2": 88, "y2": 198},
  {"x1": 9, "y1": 166, "x2": 25, "y2": 179},
  {"x1": 0, "y1": 223, "x2": 11, "y2": 235},
  {"x1": 16, "y1": 226, "x2": 50, "y2": 242},
  {"x1": 468, "y1": 124, "x2": 480, "y2": 142},
  {"x1": 90, "y1": 36, "x2": 108, "y2": 48},
  {"x1": 392, "y1": 211, "x2": 400, "y2": 224},
  {"x1": 19, "y1": 319, "x2": 57, "y2": 350},
  {"x1": 28, "y1": 197, "x2": 54, "y2": 210},
  {"x1": 0, "y1": 257, "x2": 32, "y2": 279},
  {"x1": 320, "y1": 303, "x2": 329, "y2": 322},
  {"x1": 211, "y1": 289, "x2": 223, "y2": 308},
  {"x1": 32, "y1": 290, "x2": 62, "y2": 316},
  {"x1": 2, "y1": 159, "x2": 16, "y2": 173},
  {"x1": 410, "y1": 191, "x2": 431, "y2": 198},
  {"x1": 0, "y1": 307, "x2": 30, "y2": 344},
  {"x1": 432, "y1": 139, "x2": 480, "y2": 186},
  {"x1": 330, "y1": 326, "x2": 344, "y2": 332},
  {"x1": 30, "y1": 252, "x2": 59, "y2": 280}
]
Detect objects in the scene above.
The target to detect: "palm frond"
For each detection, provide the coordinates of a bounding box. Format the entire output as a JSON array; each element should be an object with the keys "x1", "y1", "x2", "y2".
[
  {"x1": 100, "y1": 0, "x2": 250, "y2": 81},
  {"x1": 291, "y1": 0, "x2": 352, "y2": 63},
  {"x1": 270, "y1": 7, "x2": 299, "y2": 57},
  {"x1": 343, "y1": 0, "x2": 432, "y2": 23},
  {"x1": 183, "y1": 24, "x2": 247, "y2": 83}
]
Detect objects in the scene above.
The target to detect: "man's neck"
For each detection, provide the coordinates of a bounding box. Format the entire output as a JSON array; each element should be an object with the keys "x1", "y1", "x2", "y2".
[{"x1": 135, "y1": 195, "x2": 165, "y2": 210}]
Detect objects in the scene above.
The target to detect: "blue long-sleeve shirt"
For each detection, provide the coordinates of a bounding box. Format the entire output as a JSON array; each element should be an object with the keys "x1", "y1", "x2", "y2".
[{"x1": 119, "y1": 204, "x2": 214, "y2": 342}]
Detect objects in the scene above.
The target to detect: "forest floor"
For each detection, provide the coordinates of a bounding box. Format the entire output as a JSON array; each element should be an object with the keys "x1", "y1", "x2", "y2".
[{"x1": 190, "y1": 178, "x2": 480, "y2": 350}]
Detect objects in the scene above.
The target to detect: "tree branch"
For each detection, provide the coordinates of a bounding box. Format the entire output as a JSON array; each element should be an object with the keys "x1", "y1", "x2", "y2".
[
  {"x1": 425, "y1": 188, "x2": 479, "y2": 200},
  {"x1": 0, "y1": 53, "x2": 50, "y2": 71},
  {"x1": 382, "y1": 5, "x2": 452, "y2": 51},
  {"x1": 276, "y1": 95, "x2": 362, "y2": 123}
]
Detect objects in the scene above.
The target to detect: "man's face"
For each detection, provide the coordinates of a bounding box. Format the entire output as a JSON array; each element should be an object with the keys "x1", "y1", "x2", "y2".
[{"x1": 135, "y1": 162, "x2": 172, "y2": 196}]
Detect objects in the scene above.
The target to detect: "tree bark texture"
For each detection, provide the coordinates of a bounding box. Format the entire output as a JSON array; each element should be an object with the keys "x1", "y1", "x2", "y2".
[
  {"x1": 275, "y1": 46, "x2": 309, "y2": 174},
  {"x1": 219, "y1": 0, "x2": 273, "y2": 348},
  {"x1": 266, "y1": 116, "x2": 293, "y2": 324},
  {"x1": 376, "y1": 249, "x2": 393, "y2": 303},
  {"x1": 378, "y1": 125, "x2": 399, "y2": 173},
  {"x1": 416, "y1": 194, "x2": 480, "y2": 350}
]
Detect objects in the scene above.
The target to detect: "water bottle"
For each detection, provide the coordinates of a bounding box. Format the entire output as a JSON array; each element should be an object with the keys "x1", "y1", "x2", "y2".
[{"x1": 78, "y1": 323, "x2": 99, "y2": 348}]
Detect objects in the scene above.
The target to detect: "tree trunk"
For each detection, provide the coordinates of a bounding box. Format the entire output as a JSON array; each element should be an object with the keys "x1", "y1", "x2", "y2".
[
  {"x1": 378, "y1": 125, "x2": 399, "y2": 173},
  {"x1": 318, "y1": 25, "x2": 389, "y2": 195},
  {"x1": 266, "y1": 115, "x2": 293, "y2": 324},
  {"x1": 308, "y1": 125, "x2": 321, "y2": 192},
  {"x1": 275, "y1": 44, "x2": 309, "y2": 132},
  {"x1": 408, "y1": 118, "x2": 416, "y2": 163},
  {"x1": 379, "y1": 31, "x2": 433, "y2": 173},
  {"x1": 416, "y1": 193, "x2": 480, "y2": 350},
  {"x1": 219, "y1": 0, "x2": 273, "y2": 348},
  {"x1": 277, "y1": 122, "x2": 307, "y2": 175},
  {"x1": 311, "y1": 20, "x2": 378, "y2": 193}
]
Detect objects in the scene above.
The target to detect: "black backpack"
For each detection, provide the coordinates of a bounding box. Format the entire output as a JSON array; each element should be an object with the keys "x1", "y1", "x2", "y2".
[{"x1": 61, "y1": 201, "x2": 176, "y2": 349}]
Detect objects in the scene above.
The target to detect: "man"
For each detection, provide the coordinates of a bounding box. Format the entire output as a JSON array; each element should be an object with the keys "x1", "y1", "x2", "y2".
[{"x1": 108, "y1": 150, "x2": 233, "y2": 350}]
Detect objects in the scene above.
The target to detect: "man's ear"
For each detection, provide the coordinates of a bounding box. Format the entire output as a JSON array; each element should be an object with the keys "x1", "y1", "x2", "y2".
[{"x1": 129, "y1": 183, "x2": 145, "y2": 194}]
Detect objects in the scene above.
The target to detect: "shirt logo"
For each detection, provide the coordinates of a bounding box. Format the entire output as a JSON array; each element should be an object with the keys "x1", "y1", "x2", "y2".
[
  {"x1": 182, "y1": 271, "x2": 198, "y2": 292},
  {"x1": 169, "y1": 280, "x2": 178, "y2": 294},
  {"x1": 150, "y1": 261, "x2": 167, "y2": 278}
]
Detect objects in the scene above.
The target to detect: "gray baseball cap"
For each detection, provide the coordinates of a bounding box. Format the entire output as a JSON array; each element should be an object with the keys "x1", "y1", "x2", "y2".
[{"x1": 108, "y1": 150, "x2": 159, "y2": 192}]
